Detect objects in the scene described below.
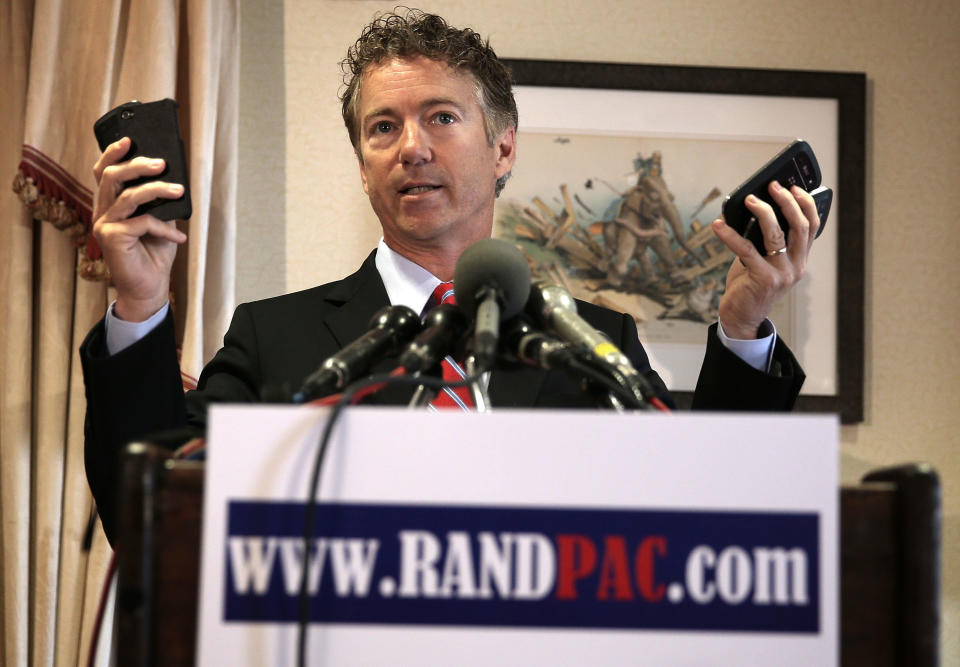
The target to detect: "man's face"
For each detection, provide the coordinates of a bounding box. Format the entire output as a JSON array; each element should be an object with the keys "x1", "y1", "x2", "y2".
[{"x1": 355, "y1": 56, "x2": 516, "y2": 260}]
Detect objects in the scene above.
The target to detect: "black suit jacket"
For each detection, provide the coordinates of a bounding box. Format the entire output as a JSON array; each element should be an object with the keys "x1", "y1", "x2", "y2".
[{"x1": 81, "y1": 250, "x2": 804, "y2": 541}]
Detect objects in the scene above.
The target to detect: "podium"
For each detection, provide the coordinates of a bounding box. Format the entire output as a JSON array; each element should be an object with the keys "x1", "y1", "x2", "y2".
[{"x1": 112, "y1": 408, "x2": 939, "y2": 666}]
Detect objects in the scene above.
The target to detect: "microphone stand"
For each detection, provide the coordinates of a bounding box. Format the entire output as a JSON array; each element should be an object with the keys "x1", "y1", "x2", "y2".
[
  {"x1": 465, "y1": 356, "x2": 491, "y2": 412},
  {"x1": 407, "y1": 378, "x2": 435, "y2": 408},
  {"x1": 407, "y1": 360, "x2": 492, "y2": 411}
]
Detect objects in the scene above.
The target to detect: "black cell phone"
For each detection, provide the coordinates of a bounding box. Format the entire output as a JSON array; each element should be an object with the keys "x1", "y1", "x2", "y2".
[
  {"x1": 93, "y1": 98, "x2": 192, "y2": 221},
  {"x1": 721, "y1": 139, "x2": 821, "y2": 254}
]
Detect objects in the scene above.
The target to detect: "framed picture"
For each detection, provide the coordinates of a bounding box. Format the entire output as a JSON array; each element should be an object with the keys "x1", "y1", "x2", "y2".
[{"x1": 496, "y1": 59, "x2": 865, "y2": 423}]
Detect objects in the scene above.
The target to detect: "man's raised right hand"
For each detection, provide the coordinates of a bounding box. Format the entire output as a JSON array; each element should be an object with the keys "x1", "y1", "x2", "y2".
[{"x1": 92, "y1": 136, "x2": 187, "y2": 322}]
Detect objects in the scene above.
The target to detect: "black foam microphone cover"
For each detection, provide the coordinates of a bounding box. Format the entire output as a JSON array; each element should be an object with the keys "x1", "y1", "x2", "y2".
[
  {"x1": 452, "y1": 238, "x2": 531, "y2": 320},
  {"x1": 453, "y1": 238, "x2": 531, "y2": 370}
]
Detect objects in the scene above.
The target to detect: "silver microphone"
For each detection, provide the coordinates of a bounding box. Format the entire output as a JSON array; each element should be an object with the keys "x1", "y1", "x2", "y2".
[{"x1": 526, "y1": 282, "x2": 655, "y2": 403}]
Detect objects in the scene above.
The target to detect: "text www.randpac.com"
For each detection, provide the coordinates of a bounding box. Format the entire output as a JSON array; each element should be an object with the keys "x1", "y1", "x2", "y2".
[{"x1": 222, "y1": 502, "x2": 819, "y2": 632}]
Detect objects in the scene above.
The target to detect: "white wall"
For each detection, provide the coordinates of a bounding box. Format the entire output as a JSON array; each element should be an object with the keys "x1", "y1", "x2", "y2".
[{"x1": 237, "y1": 2, "x2": 960, "y2": 661}]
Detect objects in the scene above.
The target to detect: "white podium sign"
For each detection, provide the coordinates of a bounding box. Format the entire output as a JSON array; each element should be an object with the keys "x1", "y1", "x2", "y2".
[{"x1": 197, "y1": 406, "x2": 838, "y2": 666}]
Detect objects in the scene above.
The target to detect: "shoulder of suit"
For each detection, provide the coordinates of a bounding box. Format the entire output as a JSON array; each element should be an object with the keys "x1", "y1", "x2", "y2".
[
  {"x1": 234, "y1": 250, "x2": 379, "y2": 315},
  {"x1": 574, "y1": 296, "x2": 626, "y2": 323}
]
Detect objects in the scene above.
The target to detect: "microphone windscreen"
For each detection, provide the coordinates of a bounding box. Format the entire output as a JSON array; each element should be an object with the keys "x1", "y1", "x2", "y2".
[
  {"x1": 366, "y1": 304, "x2": 422, "y2": 342},
  {"x1": 453, "y1": 238, "x2": 531, "y2": 318}
]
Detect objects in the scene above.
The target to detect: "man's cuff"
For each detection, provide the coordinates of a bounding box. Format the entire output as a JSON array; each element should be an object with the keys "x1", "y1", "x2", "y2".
[
  {"x1": 716, "y1": 318, "x2": 777, "y2": 372},
  {"x1": 105, "y1": 301, "x2": 170, "y2": 355}
]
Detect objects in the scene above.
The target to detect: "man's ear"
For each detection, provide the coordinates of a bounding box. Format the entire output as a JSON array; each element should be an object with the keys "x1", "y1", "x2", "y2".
[
  {"x1": 493, "y1": 126, "x2": 517, "y2": 180},
  {"x1": 357, "y1": 151, "x2": 369, "y2": 195}
]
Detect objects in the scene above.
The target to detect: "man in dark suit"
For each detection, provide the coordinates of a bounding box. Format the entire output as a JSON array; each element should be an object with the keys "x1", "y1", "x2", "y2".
[{"x1": 82, "y1": 10, "x2": 816, "y2": 542}]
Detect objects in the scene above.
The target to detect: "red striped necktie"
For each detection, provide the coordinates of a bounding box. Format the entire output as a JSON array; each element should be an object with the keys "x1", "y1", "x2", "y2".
[{"x1": 427, "y1": 282, "x2": 473, "y2": 410}]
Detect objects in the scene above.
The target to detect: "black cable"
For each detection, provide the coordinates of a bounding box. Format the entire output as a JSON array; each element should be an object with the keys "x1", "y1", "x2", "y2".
[
  {"x1": 563, "y1": 354, "x2": 649, "y2": 410},
  {"x1": 295, "y1": 370, "x2": 482, "y2": 667}
]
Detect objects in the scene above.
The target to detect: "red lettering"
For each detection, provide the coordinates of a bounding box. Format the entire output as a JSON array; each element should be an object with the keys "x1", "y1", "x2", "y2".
[
  {"x1": 635, "y1": 535, "x2": 667, "y2": 602},
  {"x1": 596, "y1": 536, "x2": 634, "y2": 600},
  {"x1": 555, "y1": 535, "x2": 597, "y2": 599}
]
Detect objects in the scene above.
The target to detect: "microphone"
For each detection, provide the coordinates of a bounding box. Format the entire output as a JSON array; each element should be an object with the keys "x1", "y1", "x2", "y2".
[
  {"x1": 500, "y1": 315, "x2": 644, "y2": 409},
  {"x1": 500, "y1": 315, "x2": 574, "y2": 370},
  {"x1": 526, "y1": 281, "x2": 657, "y2": 403},
  {"x1": 453, "y1": 238, "x2": 531, "y2": 371},
  {"x1": 398, "y1": 303, "x2": 470, "y2": 373},
  {"x1": 292, "y1": 305, "x2": 421, "y2": 403}
]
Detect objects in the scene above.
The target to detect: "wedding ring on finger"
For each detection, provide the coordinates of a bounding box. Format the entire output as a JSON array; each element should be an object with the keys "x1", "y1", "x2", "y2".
[{"x1": 766, "y1": 246, "x2": 787, "y2": 257}]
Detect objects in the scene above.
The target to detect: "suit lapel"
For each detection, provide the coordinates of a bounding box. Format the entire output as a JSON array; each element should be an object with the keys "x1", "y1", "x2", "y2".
[{"x1": 320, "y1": 250, "x2": 391, "y2": 349}]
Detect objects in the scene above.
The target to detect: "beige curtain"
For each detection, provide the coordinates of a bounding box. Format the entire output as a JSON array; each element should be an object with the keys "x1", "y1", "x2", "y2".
[{"x1": 0, "y1": 0, "x2": 238, "y2": 664}]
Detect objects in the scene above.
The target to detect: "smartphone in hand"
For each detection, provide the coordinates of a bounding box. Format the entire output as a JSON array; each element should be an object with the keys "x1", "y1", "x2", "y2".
[
  {"x1": 93, "y1": 98, "x2": 192, "y2": 221},
  {"x1": 721, "y1": 139, "x2": 825, "y2": 254}
]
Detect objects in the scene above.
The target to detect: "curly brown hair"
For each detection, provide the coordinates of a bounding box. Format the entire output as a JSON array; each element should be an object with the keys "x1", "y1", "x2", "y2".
[{"x1": 340, "y1": 9, "x2": 518, "y2": 193}]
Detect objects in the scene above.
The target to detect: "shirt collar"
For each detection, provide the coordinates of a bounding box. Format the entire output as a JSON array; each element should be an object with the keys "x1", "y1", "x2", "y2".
[{"x1": 374, "y1": 238, "x2": 442, "y2": 314}]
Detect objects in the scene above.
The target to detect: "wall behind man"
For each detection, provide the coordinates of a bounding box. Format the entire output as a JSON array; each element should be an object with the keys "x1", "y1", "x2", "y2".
[{"x1": 237, "y1": 1, "x2": 960, "y2": 661}]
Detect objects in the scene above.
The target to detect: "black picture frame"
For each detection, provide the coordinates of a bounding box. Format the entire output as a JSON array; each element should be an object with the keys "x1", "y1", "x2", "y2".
[{"x1": 504, "y1": 58, "x2": 866, "y2": 423}]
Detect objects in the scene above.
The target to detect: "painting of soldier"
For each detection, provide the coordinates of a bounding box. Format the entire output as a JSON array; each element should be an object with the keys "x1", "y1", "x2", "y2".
[{"x1": 601, "y1": 151, "x2": 706, "y2": 287}]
